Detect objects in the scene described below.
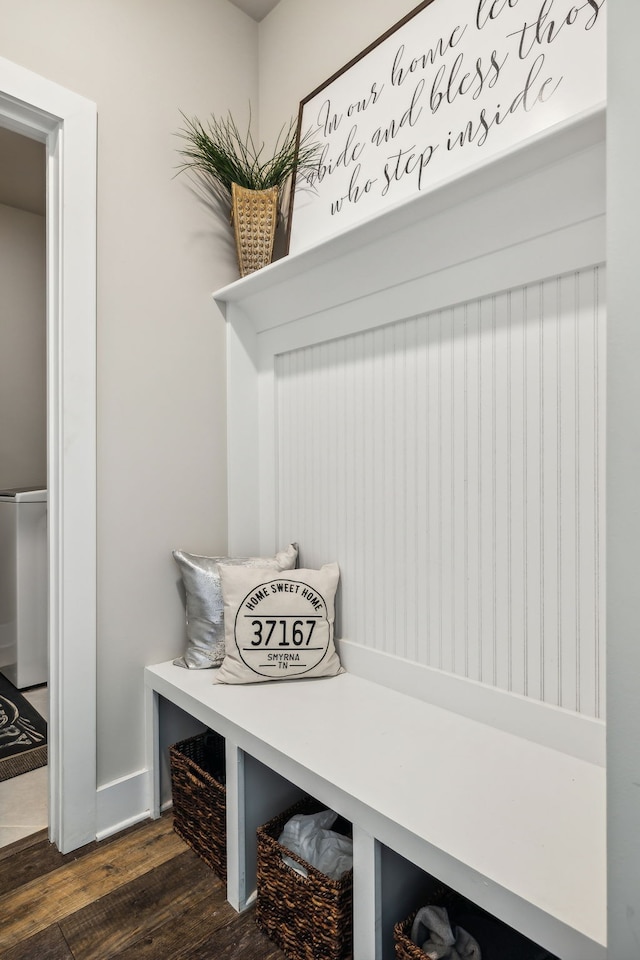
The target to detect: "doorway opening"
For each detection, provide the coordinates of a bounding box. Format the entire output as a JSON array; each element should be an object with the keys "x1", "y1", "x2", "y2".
[
  {"x1": 0, "y1": 127, "x2": 47, "y2": 846},
  {"x1": 0, "y1": 56, "x2": 97, "y2": 854}
]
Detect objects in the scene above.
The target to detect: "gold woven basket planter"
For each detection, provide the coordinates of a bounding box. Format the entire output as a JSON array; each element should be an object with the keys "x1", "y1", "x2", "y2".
[{"x1": 231, "y1": 182, "x2": 278, "y2": 277}]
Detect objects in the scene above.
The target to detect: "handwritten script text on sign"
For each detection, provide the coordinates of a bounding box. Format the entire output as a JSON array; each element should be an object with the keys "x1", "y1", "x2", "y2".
[{"x1": 289, "y1": 0, "x2": 606, "y2": 253}]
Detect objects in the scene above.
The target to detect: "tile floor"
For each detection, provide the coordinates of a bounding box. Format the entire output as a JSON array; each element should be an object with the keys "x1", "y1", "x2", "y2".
[{"x1": 0, "y1": 683, "x2": 48, "y2": 848}]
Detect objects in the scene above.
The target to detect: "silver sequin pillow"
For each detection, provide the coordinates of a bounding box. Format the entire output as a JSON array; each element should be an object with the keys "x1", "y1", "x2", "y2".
[
  {"x1": 173, "y1": 543, "x2": 298, "y2": 669},
  {"x1": 215, "y1": 562, "x2": 343, "y2": 684}
]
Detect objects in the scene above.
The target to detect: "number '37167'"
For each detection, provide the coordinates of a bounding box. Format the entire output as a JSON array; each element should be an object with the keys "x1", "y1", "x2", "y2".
[{"x1": 250, "y1": 619, "x2": 317, "y2": 647}]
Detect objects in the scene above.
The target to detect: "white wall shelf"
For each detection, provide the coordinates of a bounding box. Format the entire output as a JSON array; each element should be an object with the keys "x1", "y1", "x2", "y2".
[{"x1": 214, "y1": 105, "x2": 605, "y2": 333}]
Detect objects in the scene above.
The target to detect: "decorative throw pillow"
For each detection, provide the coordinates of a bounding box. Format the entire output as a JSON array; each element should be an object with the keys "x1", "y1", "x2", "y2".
[
  {"x1": 173, "y1": 543, "x2": 298, "y2": 669},
  {"x1": 215, "y1": 562, "x2": 343, "y2": 684}
]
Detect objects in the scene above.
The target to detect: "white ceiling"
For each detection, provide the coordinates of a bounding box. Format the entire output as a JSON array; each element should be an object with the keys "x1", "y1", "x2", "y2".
[{"x1": 227, "y1": 0, "x2": 281, "y2": 21}]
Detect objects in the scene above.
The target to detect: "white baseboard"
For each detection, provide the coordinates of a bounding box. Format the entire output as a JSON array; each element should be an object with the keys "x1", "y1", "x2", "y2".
[{"x1": 96, "y1": 768, "x2": 151, "y2": 841}]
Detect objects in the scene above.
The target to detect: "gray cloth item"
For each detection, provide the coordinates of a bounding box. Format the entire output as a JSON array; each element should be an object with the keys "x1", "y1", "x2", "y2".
[
  {"x1": 278, "y1": 809, "x2": 353, "y2": 880},
  {"x1": 411, "y1": 905, "x2": 481, "y2": 960}
]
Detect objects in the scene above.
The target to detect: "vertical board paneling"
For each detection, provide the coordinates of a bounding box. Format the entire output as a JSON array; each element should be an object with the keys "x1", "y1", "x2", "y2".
[
  {"x1": 541, "y1": 279, "x2": 561, "y2": 708},
  {"x1": 510, "y1": 289, "x2": 526, "y2": 698},
  {"x1": 523, "y1": 281, "x2": 543, "y2": 703},
  {"x1": 274, "y1": 267, "x2": 606, "y2": 718},
  {"x1": 478, "y1": 294, "x2": 495, "y2": 687}
]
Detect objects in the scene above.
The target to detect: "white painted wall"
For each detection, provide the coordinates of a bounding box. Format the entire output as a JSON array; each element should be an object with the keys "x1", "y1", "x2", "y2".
[
  {"x1": 0, "y1": 203, "x2": 46, "y2": 488},
  {"x1": 0, "y1": 0, "x2": 259, "y2": 789}
]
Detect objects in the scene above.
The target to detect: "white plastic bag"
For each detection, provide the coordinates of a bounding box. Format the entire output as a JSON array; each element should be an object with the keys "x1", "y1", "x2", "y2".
[{"x1": 278, "y1": 808, "x2": 353, "y2": 880}]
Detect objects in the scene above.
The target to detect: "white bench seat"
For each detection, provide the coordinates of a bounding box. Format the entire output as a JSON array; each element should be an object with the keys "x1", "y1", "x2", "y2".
[{"x1": 144, "y1": 657, "x2": 605, "y2": 960}]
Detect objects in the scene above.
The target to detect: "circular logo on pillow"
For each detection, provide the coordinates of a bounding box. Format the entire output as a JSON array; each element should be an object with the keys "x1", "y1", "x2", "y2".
[{"x1": 233, "y1": 577, "x2": 331, "y2": 678}]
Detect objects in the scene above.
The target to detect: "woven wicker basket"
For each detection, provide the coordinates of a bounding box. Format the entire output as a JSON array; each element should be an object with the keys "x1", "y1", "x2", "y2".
[
  {"x1": 169, "y1": 730, "x2": 226, "y2": 880},
  {"x1": 231, "y1": 182, "x2": 278, "y2": 277},
  {"x1": 393, "y1": 890, "x2": 455, "y2": 960},
  {"x1": 255, "y1": 796, "x2": 353, "y2": 960},
  {"x1": 394, "y1": 909, "x2": 436, "y2": 960}
]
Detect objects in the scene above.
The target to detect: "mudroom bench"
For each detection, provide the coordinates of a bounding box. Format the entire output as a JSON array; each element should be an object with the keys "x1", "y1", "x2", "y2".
[
  {"x1": 144, "y1": 639, "x2": 605, "y2": 960},
  {"x1": 145, "y1": 107, "x2": 608, "y2": 960}
]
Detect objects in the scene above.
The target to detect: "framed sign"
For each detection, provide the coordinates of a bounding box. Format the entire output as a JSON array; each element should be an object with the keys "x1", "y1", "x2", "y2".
[{"x1": 287, "y1": 0, "x2": 606, "y2": 255}]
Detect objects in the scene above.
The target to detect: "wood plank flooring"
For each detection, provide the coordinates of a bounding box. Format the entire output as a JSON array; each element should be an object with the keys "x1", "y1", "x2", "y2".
[{"x1": 0, "y1": 813, "x2": 287, "y2": 959}]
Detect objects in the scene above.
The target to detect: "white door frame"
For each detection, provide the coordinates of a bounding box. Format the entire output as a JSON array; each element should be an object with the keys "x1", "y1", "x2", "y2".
[{"x1": 0, "y1": 56, "x2": 97, "y2": 853}]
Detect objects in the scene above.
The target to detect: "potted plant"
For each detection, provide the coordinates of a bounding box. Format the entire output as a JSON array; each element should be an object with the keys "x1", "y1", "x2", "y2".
[{"x1": 175, "y1": 109, "x2": 320, "y2": 276}]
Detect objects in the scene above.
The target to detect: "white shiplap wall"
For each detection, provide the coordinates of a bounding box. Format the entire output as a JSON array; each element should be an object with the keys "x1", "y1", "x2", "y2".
[{"x1": 275, "y1": 267, "x2": 606, "y2": 718}]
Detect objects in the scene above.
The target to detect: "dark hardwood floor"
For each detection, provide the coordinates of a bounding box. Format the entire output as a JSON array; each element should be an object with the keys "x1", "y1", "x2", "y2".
[{"x1": 0, "y1": 813, "x2": 286, "y2": 959}]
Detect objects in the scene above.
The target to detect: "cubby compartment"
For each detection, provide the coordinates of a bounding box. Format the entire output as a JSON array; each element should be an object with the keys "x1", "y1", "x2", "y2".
[
  {"x1": 170, "y1": 729, "x2": 227, "y2": 878},
  {"x1": 256, "y1": 795, "x2": 353, "y2": 960},
  {"x1": 380, "y1": 846, "x2": 560, "y2": 960},
  {"x1": 237, "y1": 753, "x2": 307, "y2": 902}
]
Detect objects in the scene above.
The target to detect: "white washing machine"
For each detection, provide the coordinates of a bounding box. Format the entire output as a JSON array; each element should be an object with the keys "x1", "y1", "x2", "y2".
[{"x1": 0, "y1": 487, "x2": 48, "y2": 688}]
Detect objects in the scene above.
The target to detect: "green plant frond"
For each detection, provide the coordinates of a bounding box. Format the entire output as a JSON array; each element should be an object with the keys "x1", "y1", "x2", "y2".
[{"x1": 175, "y1": 108, "x2": 322, "y2": 204}]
